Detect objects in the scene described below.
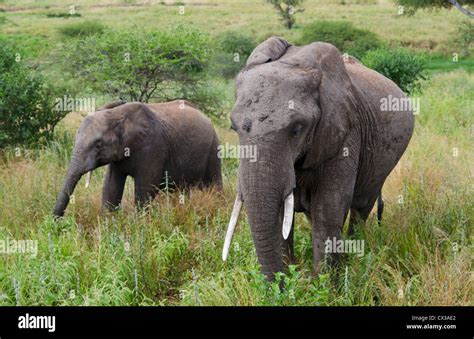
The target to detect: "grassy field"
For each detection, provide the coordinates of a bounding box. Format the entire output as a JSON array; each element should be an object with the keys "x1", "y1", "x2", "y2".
[{"x1": 0, "y1": 0, "x2": 473, "y2": 306}]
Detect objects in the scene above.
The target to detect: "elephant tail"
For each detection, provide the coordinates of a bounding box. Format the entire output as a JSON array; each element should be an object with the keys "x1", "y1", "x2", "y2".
[{"x1": 377, "y1": 192, "x2": 384, "y2": 222}]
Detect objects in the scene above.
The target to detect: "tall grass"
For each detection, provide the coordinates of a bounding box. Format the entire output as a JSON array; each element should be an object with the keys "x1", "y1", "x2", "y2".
[{"x1": 0, "y1": 70, "x2": 472, "y2": 306}]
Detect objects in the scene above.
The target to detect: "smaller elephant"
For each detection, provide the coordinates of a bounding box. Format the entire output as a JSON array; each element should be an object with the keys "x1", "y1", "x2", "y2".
[{"x1": 53, "y1": 100, "x2": 222, "y2": 217}]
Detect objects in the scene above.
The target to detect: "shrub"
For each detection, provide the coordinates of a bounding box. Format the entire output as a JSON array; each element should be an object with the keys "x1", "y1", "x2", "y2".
[
  {"x1": 58, "y1": 21, "x2": 106, "y2": 38},
  {"x1": 46, "y1": 12, "x2": 81, "y2": 18},
  {"x1": 453, "y1": 19, "x2": 473, "y2": 57},
  {"x1": 0, "y1": 37, "x2": 69, "y2": 148},
  {"x1": 211, "y1": 31, "x2": 256, "y2": 78},
  {"x1": 298, "y1": 20, "x2": 383, "y2": 59},
  {"x1": 265, "y1": 0, "x2": 304, "y2": 29},
  {"x1": 216, "y1": 31, "x2": 256, "y2": 58},
  {"x1": 59, "y1": 25, "x2": 209, "y2": 103},
  {"x1": 362, "y1": 47, "x2": 428, "y2": 94},
  {"x1": 57, "y1": 25, "x2": 226, "y2": 120}
]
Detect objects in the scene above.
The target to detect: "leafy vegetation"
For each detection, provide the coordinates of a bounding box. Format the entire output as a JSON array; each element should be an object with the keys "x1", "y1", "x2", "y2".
[
  {"x1": 58, "y1": 21, "x2": 106, "y2": 38},
  {"x1": 265, "y1": 0, "x2": 305, "y2": 29},
  {"x1": 298, "y1": 20, "x2": 383, "y2": 59},
  {"x1": 394, "y1": 0, "x2": 474, "y2": 18},
  {"x1": 58, "y1": 25, "x2": 209, "y2": 103},
  {"x1": 0, "y1": 37, "x2": 69, "y2": 148},
  {"x1": 210, "y1": 31, "x2": 257, "y2": 78},
  {"x1": 453, "y1": 19, "x2": 474, "y2": 57},
  {"x1": 46, "y1": 12, "x2": 81, "y2": 18},
  {"x1": 362, "y1": 47, "x2": 428, "y2": 94}
]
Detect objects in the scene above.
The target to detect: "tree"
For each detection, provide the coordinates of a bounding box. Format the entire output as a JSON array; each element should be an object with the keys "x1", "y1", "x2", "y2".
[
  {"x1": 59, "y1": 25, "x2": 210, "y2": 103},
  {"x1": 0, "y1": 37, "x2": 69, "y2": 148},
  {"x1": 266, "y1": 0, "x2": 305, "y2": 29},
  {"x1": 395, "y1": 0, "x2": 474, "y2": 18}
]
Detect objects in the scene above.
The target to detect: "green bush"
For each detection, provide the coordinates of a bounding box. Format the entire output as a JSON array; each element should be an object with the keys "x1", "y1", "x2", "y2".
[
  {"x1": 362, "y1": 47, "x2": 428, "y2": 94},
  {"x1": 58, "y1": 21, "x2": 106, "y2": 38},
  {"x1": 265, "y1": 0, "x2": 304, "y2": 29},
  {"x1": 56, "y1": 25, "x2": 226, "y2": 120},
  {"x1": 59, "y1": 25, "x2": 209, "y2": 102},
  {"x1": 453, "y1": 19, "x2": 473, "y2": 57},
  {"x1": 0, "y1": 37, "x2": 68, "y2": 148},
  {"x1": 46, "y1": 12, "x2": 81, "y2": 18},
  {"x1": 211, "y1": 31, "x2": 257, "y2": 78},
  {"x1": 298, "y1": 20, "x2": 383, "y2": 59},
  {"x1": 216, "y1": 31, "x2": 256, "y2": 58}
]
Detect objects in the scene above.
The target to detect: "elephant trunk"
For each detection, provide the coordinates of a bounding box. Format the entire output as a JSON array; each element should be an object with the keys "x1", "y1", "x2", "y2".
[
  {"x1": 53, "y1": 152, "x2": 87, "y2": 217},
  {"x1": 239, "y1": 143, "x2": 295, "y2": 281}
]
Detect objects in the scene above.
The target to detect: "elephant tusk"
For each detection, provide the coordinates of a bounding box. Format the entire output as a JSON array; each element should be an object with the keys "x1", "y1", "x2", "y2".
[
  {"x1": 85, "y1": 171, "x2": 92, "y2": 188},
  {"x1": 282, "y1": 192, "x2": 294, "y2": 240},
  {"x1": 222, "y1": 195, "x2": 243, "y2": 261}
]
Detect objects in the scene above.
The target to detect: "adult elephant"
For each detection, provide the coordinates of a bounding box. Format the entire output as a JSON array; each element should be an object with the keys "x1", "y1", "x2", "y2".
[
  {"x1": 222, "y1": 37, "x2": 414, "y2": 281},
  {"x1": 53, "y1": 100, "x2": 222, "y2": 217}
]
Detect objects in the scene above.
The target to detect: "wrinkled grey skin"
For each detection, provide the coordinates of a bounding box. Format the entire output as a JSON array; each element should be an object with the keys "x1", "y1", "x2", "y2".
[
  {"x1": 231, "y1": 37, "x2": 414, "y2": 280},
  {"x1": 53, "y1": 100, "x2": 222, "y2": 217}
]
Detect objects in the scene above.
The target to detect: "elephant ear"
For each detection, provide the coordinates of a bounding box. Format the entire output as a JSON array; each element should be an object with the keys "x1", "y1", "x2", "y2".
[
  {"x1": 246, "y1": 36, "x2": 291, "y2": 67},
  {"x1": 294, "y1": 42, "x2": 359, "y2": 169},
  {"x1": 109, "y1": 103, "x2": 154, "y2": 149}
]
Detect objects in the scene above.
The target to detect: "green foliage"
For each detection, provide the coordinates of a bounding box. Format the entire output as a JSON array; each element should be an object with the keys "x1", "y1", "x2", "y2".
[
  {"x1": 216, "y1": 31, "x2": 257, "y2": 57},
  {"x1": 362, "y1": 47, "x2": 428, "y2": 94},
  {"x1": 0, "y1": 37, "x2": 68, "y2": 148},
  {"x1": 394, "y1": 0, "x2": 474, "y2": 18},
  {"x1": 58, "y1": 25, "x2": 210, "y2": 100},
  {"x1": 394, "y1": 0, "x2": 474, "y2": 11},
  {"x1": 46, "y1": 12, "x2": 81, "y2": 18},
  {"x1": 453, "y1": 19, "x2": 474, "y2": 57},
  {"x1": 58, "y1": 21, "x2": 106, "y2": 38},
  {"x1": 266, "y1": 0, "x2": 304, "y2": 29},
  {"x1": 210, "y1": 31, "x2": 257, "y2": 78},
  {"x1": 298, "y1": 20, "x2": 383, "y2": 59}
]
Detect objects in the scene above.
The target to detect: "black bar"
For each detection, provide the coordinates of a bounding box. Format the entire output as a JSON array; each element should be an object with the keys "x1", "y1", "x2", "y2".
[{"x1": 0, "y1": 306, "x2": 471, "y2": 337}]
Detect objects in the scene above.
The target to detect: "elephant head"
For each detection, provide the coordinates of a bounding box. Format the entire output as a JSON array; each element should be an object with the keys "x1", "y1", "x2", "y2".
[
  {"x1": 53, "y1": 102, "x2": 152, "y2": 217},
  {"x1": 223, "y1": 37, "x2": 364, "y2": 280}
]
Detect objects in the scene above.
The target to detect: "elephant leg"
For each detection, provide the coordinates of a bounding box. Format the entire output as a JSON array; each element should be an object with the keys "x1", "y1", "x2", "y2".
[
  {"x1": 134, "y1": 177, "x2": 159, "y2": 208},
  {"x1": 310, "y1": 153, "x2": 359, "y2": 275},
  {"x1": 102, "y1": 163, "x2": 127, "y2": 211},
  {"x1": 377, "y1": 192, "x2": 384, "y2": 223},
  {"x1": 348, "y1": 190, "x2": 382, "y2": 235},
  {"x1": 347, "y1": 207, "x2": 369, "y2": 236},
  {"x1": 311, "y1": 204, "x2": 346, "y2": 275},
  {"x1": 134, "y1": 165, "x2": 164, "y2": 208}
]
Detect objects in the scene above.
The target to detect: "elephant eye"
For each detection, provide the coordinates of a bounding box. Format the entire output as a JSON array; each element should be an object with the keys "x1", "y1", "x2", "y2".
[
  {"x1": 95, "y1": 140, "x2": 104, "y2": 149},
  {"x1": 290, "y1": 124, "x2": 303, "y2": 138}
]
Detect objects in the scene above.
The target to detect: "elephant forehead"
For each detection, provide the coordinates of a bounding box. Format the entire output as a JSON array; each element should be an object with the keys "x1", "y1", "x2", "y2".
[
  {"x1": 78, "y1": 114, "x2": 108, "y2": 139},
  {"x1": 237, "y1": 65, "x2": 315, "y2": 104}
]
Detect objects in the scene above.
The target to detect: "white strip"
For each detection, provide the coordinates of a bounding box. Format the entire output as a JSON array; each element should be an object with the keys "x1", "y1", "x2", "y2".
[
  {"x1": 282, "y1": 192, "x2": 294, "y2": 240},
  {"x1": 85, "y1": 171, "x2": 91, "y2": 188},
  {"x1": 222, "y1": 196, "x2": 243, "y2": 261}
]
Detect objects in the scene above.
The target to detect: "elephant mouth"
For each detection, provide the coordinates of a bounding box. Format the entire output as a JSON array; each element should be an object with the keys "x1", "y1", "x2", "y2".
[{"x1": 294, "y1": 152, "x2": 307, "y2": 168}]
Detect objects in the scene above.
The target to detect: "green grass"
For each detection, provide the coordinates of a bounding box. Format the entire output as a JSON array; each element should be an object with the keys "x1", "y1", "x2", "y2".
[
  {"x1": 0, "y1": 0, "x2": 472, "y2": 306},
  {"x1": 426, "y1": 56, "x2": 474, "y2": 73},
  {"x1": 57, "y1": 20, "x2": 106, "y2": 38}
]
